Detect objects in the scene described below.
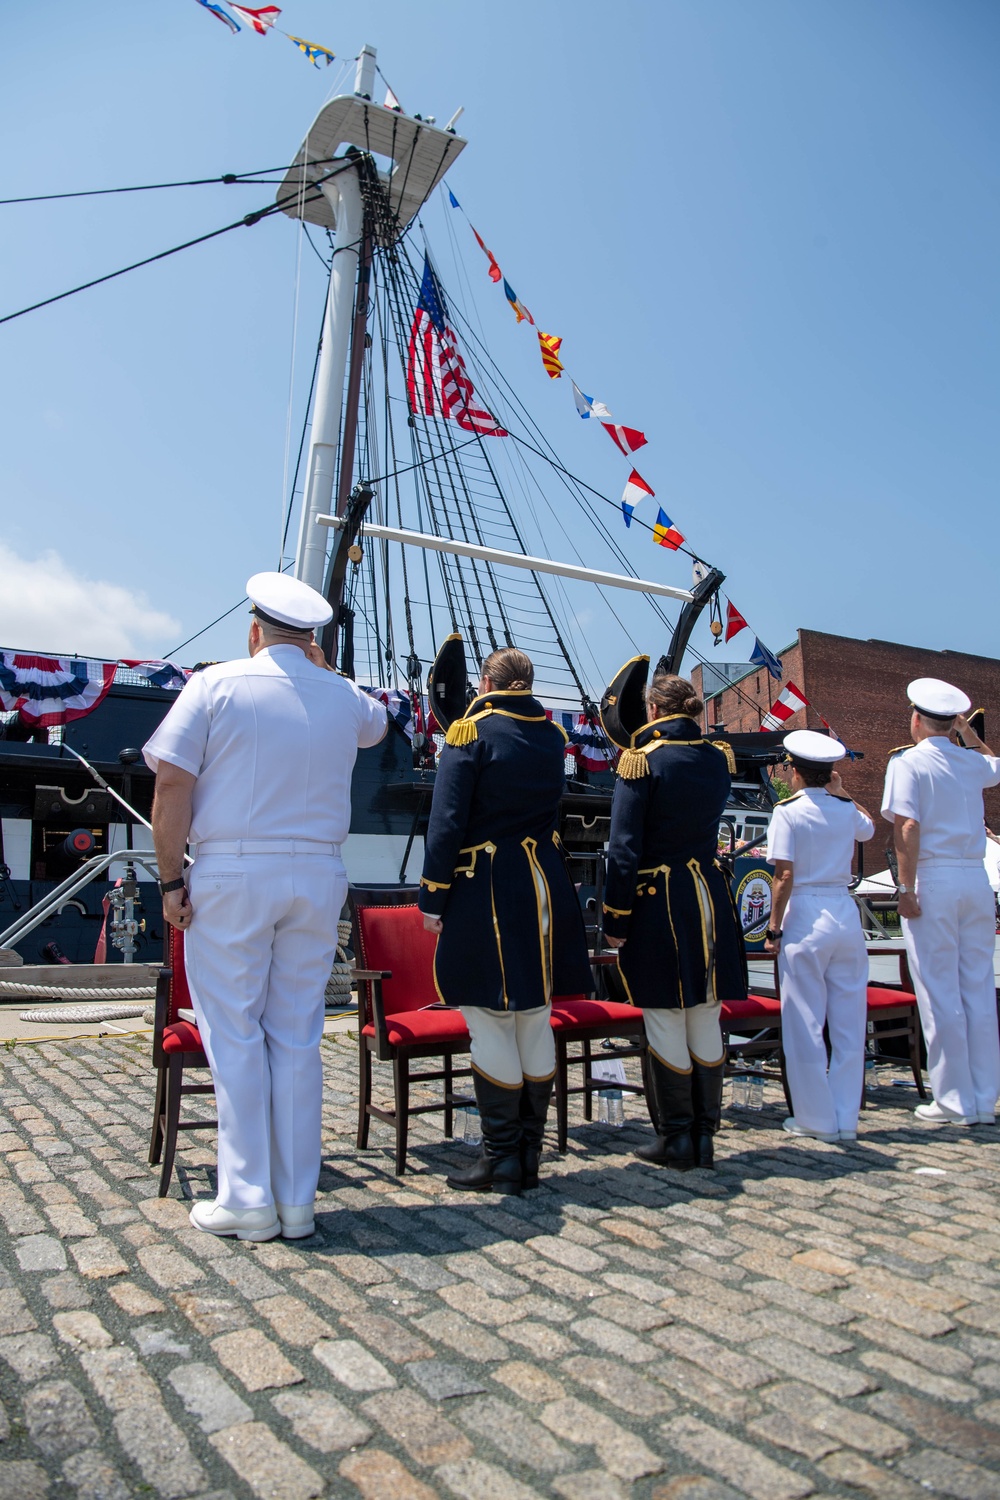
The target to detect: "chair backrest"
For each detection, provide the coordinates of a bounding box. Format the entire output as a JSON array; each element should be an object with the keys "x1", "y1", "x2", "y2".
[
  {"x1": 167, "y1": 924, "x2": 192, "y2": 1023},
  {"x1": 351, "y1": 894, "x2": 440, "y2": 1017}
]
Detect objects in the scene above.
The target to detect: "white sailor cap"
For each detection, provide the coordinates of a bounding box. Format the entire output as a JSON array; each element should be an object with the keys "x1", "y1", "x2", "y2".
[
  {"x1": 246, "y1": 572, "x2": 333, "y2": 632},
  {"x1": 783, "y1": 729, "x2": 847, "y2": 764},
  {"x1": 907, "y1": 677, "x2": 970, "y2": 719}
]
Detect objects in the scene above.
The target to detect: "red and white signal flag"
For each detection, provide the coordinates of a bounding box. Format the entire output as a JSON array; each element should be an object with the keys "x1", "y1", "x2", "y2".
[{"x1": 760, "y1": 681, "x2": 809, "y2": 731}]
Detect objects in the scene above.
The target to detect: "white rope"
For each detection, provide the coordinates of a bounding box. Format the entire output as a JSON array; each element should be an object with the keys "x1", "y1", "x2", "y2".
[
  {"x1": 17, "y1": 1003, "x2": 149, "y2": 1024},
  {"x1": 0, "y1": 981, "x2": 155, "y2": 999}
]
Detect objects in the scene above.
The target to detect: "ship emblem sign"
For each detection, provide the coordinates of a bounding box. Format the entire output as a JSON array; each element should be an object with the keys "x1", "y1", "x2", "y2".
[{"x1": 736, "y1": 869, "x2": 773, "y2": 943}]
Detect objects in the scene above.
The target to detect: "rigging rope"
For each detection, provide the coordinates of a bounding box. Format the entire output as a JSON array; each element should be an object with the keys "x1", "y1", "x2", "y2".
[{"x1": 0, "y1": 162, "x2": 333, "y2": 207}]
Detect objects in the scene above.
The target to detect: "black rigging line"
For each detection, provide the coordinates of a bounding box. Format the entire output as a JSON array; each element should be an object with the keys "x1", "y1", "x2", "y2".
[
  {"x1": 0, "y1": 164, "x2": 358, "y2": 327},
  {"x1": 0, "y1": 163, "x2": 334, "y2": 207}
]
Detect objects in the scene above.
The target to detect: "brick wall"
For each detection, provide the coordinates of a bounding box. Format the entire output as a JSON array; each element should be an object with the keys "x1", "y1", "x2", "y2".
[{"x1": 692, "y1": 628, "x2": 1000, "y2": 845}]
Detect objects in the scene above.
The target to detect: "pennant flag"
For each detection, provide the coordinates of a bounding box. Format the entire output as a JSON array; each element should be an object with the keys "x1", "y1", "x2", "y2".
[
  {"x1": 724, "y1": 600, "x2": 749, "y2": 643},
  {"x1": 537, "y1": 331, "x2": 564, "y2": 380},
  {"x1": 447, "y1": 188, "x2": 460, "y2": 209},
  {"x1": 621, "y1": 469, "x2": 654, "y2": 527},
  {"x1": 750, "y1": 637, "x2": 783, "y2": 680},
  {"x1": 288, "y1": 33, "x2": 335, "y2": 66},
  {"x1": 0, "y1": 653, "x2": 117, "y2": 729},
  {"x1": 652, "y1": 507, "x2": 685, "y2": 551},
  {"x1": 571, "y1": 383, "x2": 613, "y2": 421},
  {"x1": 503, "y1": 278, "x2": 534, "y2": 325},
  {"x1": 195, "y1": 0, "x2": 241, "y2": 32},
  {"x1": 227, "y1": 3, "x2": 280, "y2": 31},
  {"x1": 384, "y1": 86, "x2": 401, "y2": 110},
  {"x1": 559, "y1": 712, "x2": 612, "y2": 772},
  {"x1": 760, "y1": 681, "x2": 809, "y2": 731},
  {"x1": 602, "y1": 422, "x2": 647, "y2": 456},
  {"x1": 407, "y1": 257, "x2": 507, "y2": 437},
  {"x1": 471, "y1": 227, "x2": 502, "y2": 284}
]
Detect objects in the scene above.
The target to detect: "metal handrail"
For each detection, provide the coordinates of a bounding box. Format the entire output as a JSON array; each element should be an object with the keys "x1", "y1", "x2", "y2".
[{"x1": 0, "y1": 849, "x2": 159, "y2": 950}]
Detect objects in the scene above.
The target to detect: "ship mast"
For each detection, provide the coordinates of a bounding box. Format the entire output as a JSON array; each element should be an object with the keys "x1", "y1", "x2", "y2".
[{"x1": 278, "y1": 48, "x2": 467, "y2": 663}]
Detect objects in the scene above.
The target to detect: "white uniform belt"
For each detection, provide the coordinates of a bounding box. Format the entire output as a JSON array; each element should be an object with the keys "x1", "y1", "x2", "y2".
[
  {"x1": 796, "y1": 883, "x2": 852, "y2": 894},
  {"x1": 193, "y1": 839, "x2": 341, "y2": 857},
  {"x1": 917, "y1": 856, "x2": 982, "y2": 868}
]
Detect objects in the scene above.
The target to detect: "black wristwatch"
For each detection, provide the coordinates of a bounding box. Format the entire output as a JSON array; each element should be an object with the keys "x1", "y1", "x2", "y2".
[
  {"x1": 765, "y1": 927, "x2": 783, "y2": 940},
  {"x1": 159, "y1": 878, "x2": 187, "y2": 895}
]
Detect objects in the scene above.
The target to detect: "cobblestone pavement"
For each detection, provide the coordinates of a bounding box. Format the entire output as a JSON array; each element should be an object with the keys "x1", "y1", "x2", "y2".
[{"x1": 3, "y1": 1034, "x2": 1000, "y2": 1500}]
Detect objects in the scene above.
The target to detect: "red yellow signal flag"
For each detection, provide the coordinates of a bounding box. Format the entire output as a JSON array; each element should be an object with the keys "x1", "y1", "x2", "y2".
[
  {"x1": 470, "y1": 226, "x2": 503, "y2": 284},
  {"x1": 652, "y1": 507, "x2": 685, "y2": 551},
  {"x1": 537, "y1": 331, "x2": 564, "y2": 380},
  {"x1": 503, "y1": 279, "x2": 534, "y2": 325}
]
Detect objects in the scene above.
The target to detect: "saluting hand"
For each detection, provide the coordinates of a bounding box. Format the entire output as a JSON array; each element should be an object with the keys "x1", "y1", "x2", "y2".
[
  {"x1": 828, "y1": 770, "x2": 844, "y2": 796},
  {"x1": 306, "y1": 642, "x2": 334, "y2": 671},
  {"x1": 163, "y1": 886, "x2": 193, "y2": 931}
]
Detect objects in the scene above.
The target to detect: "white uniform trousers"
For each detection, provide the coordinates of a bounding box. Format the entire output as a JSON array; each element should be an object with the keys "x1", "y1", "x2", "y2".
[
  {"x1": 461, "y1": 1005, "x2": 556, "y2": 1088},
  {"x1": 184, "y1": 852, "x2": 346, "y2": 1212},
  {"x1": 643, "y1": 1005, "x2": 724, "y2": 1071},
  {"x1": 778, "y1": 888, "x2": 868, "y2": 1135},
  {"x1": 903, "y1": 863, "x2": 1000, "y2": 1120}
]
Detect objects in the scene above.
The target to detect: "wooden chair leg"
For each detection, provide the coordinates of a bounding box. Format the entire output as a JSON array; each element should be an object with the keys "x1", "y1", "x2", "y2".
[
  {"x1": 444, "y1": 1052, "x2": 454, "y2": 1139},
  {"x1": 357, "y1": 1039, "x2": 372, "y2": 1148},
  {"x1": 641, "y1": 1046, "x2": 657, "y2": 1129},
  {"x1": 149, "y1": 1065, "x2": 166, "y2": 1166},
  {"x1": 779, "y1": 1036, "x2": 793, "y2": 1114},
  {"x1": 393, "y1": 1053, "x2": 410, "y2": 1176},
  {"x1": 909, "y1": 1010, "x2": 928, "y2": 1098},
  {"x1": 158, "y1": 1056, "x2": 184, "y2": 1198},
  {"x1": 555, "y1": 1035, "x2": 568, "y2": 1155},
  {"x1": 582, "y1": 1040, "x2": 594, "y2": 1121}
]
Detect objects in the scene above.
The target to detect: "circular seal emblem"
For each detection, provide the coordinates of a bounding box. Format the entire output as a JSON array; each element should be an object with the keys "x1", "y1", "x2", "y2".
[{"x1": 736, "y1": 867, "x2": 773, "y2": 944}]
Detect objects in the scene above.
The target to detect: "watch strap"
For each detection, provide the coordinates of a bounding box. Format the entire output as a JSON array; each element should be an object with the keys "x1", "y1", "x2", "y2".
[{"x1": 159, "y1": 877, "x2": 187, "y2": 895}]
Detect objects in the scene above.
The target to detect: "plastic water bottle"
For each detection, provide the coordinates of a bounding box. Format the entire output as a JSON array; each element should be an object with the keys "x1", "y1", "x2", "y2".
[
  {"x1": 607, "y1": 1087, "x2": 625, "y2": 1127},
  {"x1": 748, "y1": 1060, "x2": 764, "y2": 1111},
  {"x1": 463, "y1": 1106, "x2": 481, "y2": 1145},
  {"x1": 865, "y1": 1056, "x2": 877, "y2": 1093},
  {"x1": 597, "y1": 1091, "x2": 610, "y2": 1123},
  {"x1": 731, "y1": 1055, "x2": 750, "y2": 1109}
]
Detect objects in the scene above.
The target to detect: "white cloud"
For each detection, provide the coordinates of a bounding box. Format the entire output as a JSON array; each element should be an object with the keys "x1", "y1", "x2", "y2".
[{"x1": 0, "y1": 542, "x2": 179, "y2": 659}]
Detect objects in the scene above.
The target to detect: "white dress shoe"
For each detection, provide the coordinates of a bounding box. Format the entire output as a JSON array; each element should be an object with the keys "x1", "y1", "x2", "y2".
[
  {"x1": 782, "y1": 1117, "x2": 840, "y2": 1143},
  {"x1": 978, "y1": 1112, "x2": 996, "y2": 1125},
  {"x1": 914, "y1": 1102, "x2": 975, "y2": 1126},
  {"x1": 276, "y1": 1203, "x2": 315, "y2": 1239},
  {"x1": 189, "y1": 1201, "x2": 280, "y2": 1241},
  {"x1": 838, "y1": 1130, "x2": 858, "y2": 1141}
]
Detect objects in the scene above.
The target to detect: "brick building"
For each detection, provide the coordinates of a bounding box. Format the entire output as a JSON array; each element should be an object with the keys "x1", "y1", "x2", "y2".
[{"x1": 691, "y1": 629, "x2": 1000, "y2": 842}]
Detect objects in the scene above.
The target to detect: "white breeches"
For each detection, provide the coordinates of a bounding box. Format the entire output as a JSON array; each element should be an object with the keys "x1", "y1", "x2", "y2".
[
  {"x1": 903, "y1": 863, "x2": 1000, "y2": 1119},
  {"x1": 184, "y1": 852, "x2": 347, "y2": 1212},
  {"x1": 778, "y1": 889, "x2": 867, "y2": 1134},
  {"x1": 461, "y1": 1006, "x2": 556, "y2": 1088},
  {"x1": 643, "y1": 1004, "x2": 724, "y2": 1071}
]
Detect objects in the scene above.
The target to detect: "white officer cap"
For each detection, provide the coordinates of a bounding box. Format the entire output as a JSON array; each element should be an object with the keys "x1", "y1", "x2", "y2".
[
  {"x1": 907, "y1": 677, "x2": 970, "y2": 719},
  {"x1": 246, "y1": 571, "x2": 333, "y2": 632},
  {"x1": 783, "y1": 729, "x2": 847, "y2": 764}
]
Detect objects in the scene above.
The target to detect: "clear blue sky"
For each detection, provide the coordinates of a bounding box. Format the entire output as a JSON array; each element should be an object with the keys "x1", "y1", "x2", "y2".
[{"x1": 1, "y1": 1, "x2": 997, "y2": 692}]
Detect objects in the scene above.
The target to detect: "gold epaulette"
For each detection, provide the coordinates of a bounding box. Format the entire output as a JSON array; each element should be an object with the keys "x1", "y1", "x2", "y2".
[
  {"x1": 887, "y1": 743, "x2": 914, "y2": 760},
  {"x1": 445, "y1": 709, "x2": 490, "y2": 747},
  {"x1": 616, "y1": 747, "x2": 649, "y2": 779},
  {"x1": 713, "y1": 739, "x2": 737, "y2": 775}
]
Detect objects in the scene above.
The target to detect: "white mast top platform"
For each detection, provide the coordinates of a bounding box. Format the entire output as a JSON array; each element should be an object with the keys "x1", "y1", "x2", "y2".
[{"x1": 277, "y1": 45, "x2": 466, "y2": 240}]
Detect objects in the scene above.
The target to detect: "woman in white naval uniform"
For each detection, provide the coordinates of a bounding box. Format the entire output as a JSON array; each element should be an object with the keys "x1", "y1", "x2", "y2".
[
  {"x1": 764, "y1": 730, "x2": 875, "y2": 1142},
  {"x1": 881, "y1": 678, "x2": 1000, "y2": 1126},
  {"x1": 144, "y1": 572, "x2": 387, "y2": 1241}
]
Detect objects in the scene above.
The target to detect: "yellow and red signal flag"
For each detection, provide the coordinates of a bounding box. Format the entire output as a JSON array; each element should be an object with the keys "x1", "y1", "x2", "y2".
[
  {"x1": 537, "y1": 331, "x2": 564, "y2": 380},
  {"x1": 653, "y1": 507, "x2": 685, "y2": 551},
  {"x1": 470, "y1": 227, "x2": 502, "y2": 284},
  {"x1": 503, "y1": 279, "x2": 534, "y2": 325}
]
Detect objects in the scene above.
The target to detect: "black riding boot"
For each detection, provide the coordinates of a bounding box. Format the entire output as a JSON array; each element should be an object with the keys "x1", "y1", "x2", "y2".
[
  {"x1": 446, "y1": 1073, "x2": 523, "y2": 1195},
  {"x1": 690, "y1": 1057, "x2": 725, "y2": 1169},
  {"x1": 519, "y1": 1075, "x2": 554, "y2": 1190},
  {"x1": 635, "y1": 1052, "x2": 696, "y2": 1171}
]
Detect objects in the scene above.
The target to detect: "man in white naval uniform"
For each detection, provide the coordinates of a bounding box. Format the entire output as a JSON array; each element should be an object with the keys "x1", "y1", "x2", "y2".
[
  {"x1": 764, "y1": 730, "x2": 875, "y2": 1141},
  {"x1": 144, "y1": 573, "x2": 387, "y2": 1240},
  {"x1": 881, "y1": 677, "x2": 1000, "y2": 1126}
]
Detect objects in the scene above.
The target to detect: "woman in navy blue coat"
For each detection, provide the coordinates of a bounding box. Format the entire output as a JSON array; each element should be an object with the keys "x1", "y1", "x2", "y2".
[
  {"x1": 419, "y1": 645, "x2": 592, "y2": 1194},
  {"x1": 602, "y1": 666, "x2": 746, "y2": 1169}
]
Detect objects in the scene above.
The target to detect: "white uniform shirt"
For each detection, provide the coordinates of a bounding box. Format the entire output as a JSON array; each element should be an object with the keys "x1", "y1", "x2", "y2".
[
  {"x1": 766, "y1": 788, "x2": 875, "y2": 885},
  {"x1": 143, "y1": 646, "x2": 387, "y2": 847},
  {"x1": 881, "y1": 737, "x2": 1000, "y2": 862}
]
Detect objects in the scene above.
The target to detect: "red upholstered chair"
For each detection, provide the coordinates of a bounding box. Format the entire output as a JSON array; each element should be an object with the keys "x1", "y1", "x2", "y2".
[
  {"x1": 720, "y1": 988, "x2": 792, "y2": 1113},
  {"x1": 148, "y1": 926, "x2": 217, "y2": 1197},
  {"x1": 549, "y1": 957, "x2": 646, "y2": 1153},
  {"x1": 350, "y1": 887, "x2": 474, "y2": 1176},
  {"x1": 863, "y1": 944, "x2": 927, "y2": 1101}
]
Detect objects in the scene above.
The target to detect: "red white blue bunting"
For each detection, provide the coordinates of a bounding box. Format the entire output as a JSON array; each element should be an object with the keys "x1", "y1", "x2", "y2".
[{"x1": 0, "y1": 653, "x2": 116, "y2": 729}]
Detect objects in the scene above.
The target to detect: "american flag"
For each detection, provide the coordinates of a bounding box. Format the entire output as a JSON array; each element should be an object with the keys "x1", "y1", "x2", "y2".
[{"x1": 407, "y1": 258, "x2": 507, "y2": 437}]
